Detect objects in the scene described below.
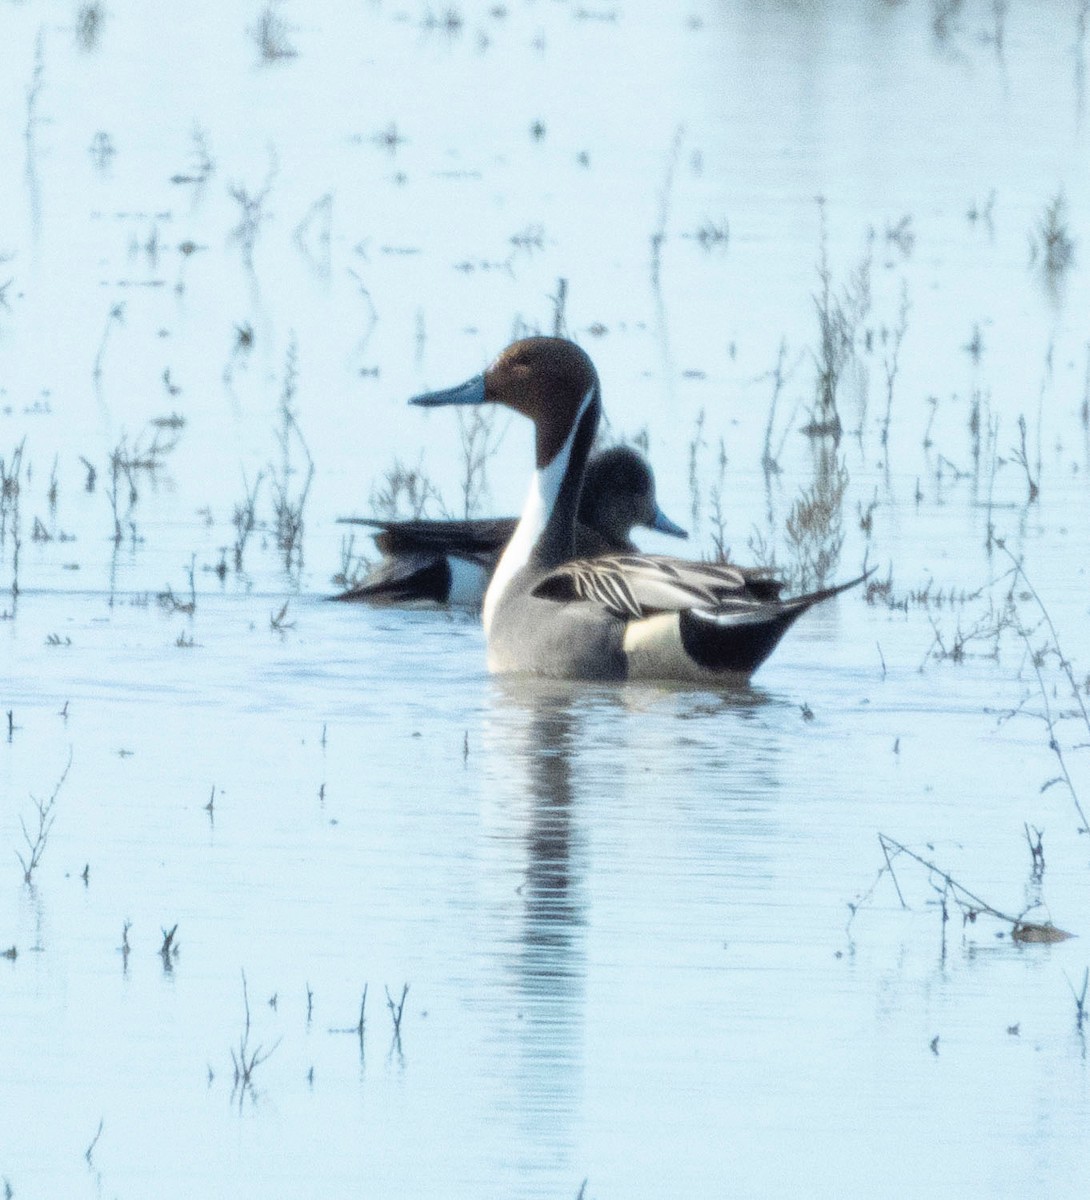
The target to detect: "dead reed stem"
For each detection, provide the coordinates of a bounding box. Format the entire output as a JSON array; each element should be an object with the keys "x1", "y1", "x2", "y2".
[
  {"x1": 1002, "y1": 547, "x2": 1090, "y2": 836},
  {"x1": 868, "y1": 834, "x2": 1071, "y2": 943}
]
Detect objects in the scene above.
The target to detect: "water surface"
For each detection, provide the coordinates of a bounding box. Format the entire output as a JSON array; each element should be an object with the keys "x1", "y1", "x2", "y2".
[{"x1": 2, "y1": 2, "x2": 1090, "y2": 1196}]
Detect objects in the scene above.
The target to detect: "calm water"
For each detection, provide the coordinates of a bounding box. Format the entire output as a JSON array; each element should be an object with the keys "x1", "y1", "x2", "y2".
[{"x1": 3, "y1": 1, "x2": 1090, "y2": 1197}]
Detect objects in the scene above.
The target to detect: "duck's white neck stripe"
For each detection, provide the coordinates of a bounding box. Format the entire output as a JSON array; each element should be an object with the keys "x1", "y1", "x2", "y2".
[{"x1": 483, "y1": 385, "x2": 595, "y2": 636}]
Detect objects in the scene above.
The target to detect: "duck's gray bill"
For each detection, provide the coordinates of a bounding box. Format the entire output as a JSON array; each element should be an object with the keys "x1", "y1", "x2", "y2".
[
  {"x1": 409, "y1": 374, "x2": 486, "y2": 408},
  {"x1": 652, "y1": 507, "x2": 688, "y2": 539}
]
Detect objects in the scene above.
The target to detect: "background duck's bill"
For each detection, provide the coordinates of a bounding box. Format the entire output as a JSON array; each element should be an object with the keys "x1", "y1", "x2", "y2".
[
  {"x1": 409, "y1": 374, "x2": 486, "y2": 407},
  {"x1": 652, "y1": 507, "x2": 688, "y2": 538}
]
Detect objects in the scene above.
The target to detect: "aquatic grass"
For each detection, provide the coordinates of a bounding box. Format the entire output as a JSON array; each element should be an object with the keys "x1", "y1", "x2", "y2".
[
  {"x1": 857, "y1": 489, "x2": 879, "y2": 542},
  {"x1": 231, "y1": 970, "x2": 281, "y2": 1107},
  {"x1": 551, "y1": 276, "x2": 569, "y2": 337},
  {"x1": 864, "y1": 570, "x2": 993, "y2": 613},
  {"x1": 75, "y1": 4, "x2": 105, "y2": 52},
  {"x1": 47, "y1": 453, "x2": 58, "y2": 515},
  {"x1": 1, "y1": 439, "x2": 26, "y2": 615},
  {"x1": 1023, "y1": 823, "x2": 1045, "y2": 882},
  {"x1": 385, "y1": 983, "x2": 409, "y2": 1036},
  {"x1": 686, "y1": 408, "x2": 706, "y2": 533},
  {"x1": 783, "y1": 450, "x2": 849, "y2": 590},
  {"x1": 84, "y1": 1118, "x2": 104, "y2": 1165},
  {"x1": 16, "y1": 749, "x2": 72, "y2": 886},
  {"x1": 231, "y1": 470, "x2": 263, "y2": 571},
  {"x1": 329, "y1": 985, "x2": 368, "y2": 1059},
  {"x1": 106, "y1": 436, "x2": 139, "y2": 545},
  {"x1": 331, "y1": 530, "x2": 368, "y2": 590},
  {"x1": 923, "y1": 601, "x2": 1011, "y2": 665},
  {"x1": 24, "y1": 27, "x2": 44, "y2": 233},
  {"x1": 157, "y1": 554, "x2": 197, "y2": 615},
  {"x1": 1011, "y1": 414, "x2": 1039, "y2": 503},
  {"x1": 706, "y1": 436, "x2": 730, "y2": 563},
  {"x1": 1082, "y1": 344, "x2": 1090, "y2": 431},
  {"x1": 269, "y1": 600, "x2": 294, "y2": 632},
  {"x1": 803, "y1": 203, "x2": 872, "y2": 441},
  {"x1": 1079, "y1": 2, "x2": 1090, "y2": 118},
  {"x1": 760, "y1": 339, "x2": 804, "y2": 479},
  {"x1": 119, "y1": 920, "x2": 132, "y2": 970},
  {"x1": 684, "y1": 218, "x2": 730, "y2": 250},
  {"x1": 79, "y1": 455, "x2": 97, "y2": 492},
  {"x1": 1000, "y1": 548, "x2": 1090, "y2": 837},
  {"x1": 269, "y1": 339, "x2": 315, "y2": 576},
  {"x1": 967, "y1": 188, "x2": 997, "y2": 232},
  {"x1": 293, "y1": 192, "x2": 333, "y2": 276},
  {"x1": 88, "y1": 129, "x2": 115, "y2": 172},
  {"x1": 649, "y1": 125, "x2": 684, "y2": 296},
  {"x1": 1068, "y1": 968, "x2": 1089, "y2": 1032},
  {"x1": 884, "y1": 214, "x2": 915, "y2": 257},
  {"x1": 93, "y1": 302, "x2": 125, "y2": 384},
  {"x1": 879, "y1": 280, "x2": 910, "y2": 450},
  {"x1": 369, "y1": 458, "x2": 445, "y2": 519},
  {"x1": 250, "y1": 2, "x2": 298, "y2": 63},
  {"x1": 159, "y1": 924, "x2": 179, "y2": 970},
  {"x1": 386, "y1": 983, "x2": 409, "y2": 1059},
  {"x1": 457, "y1": 404, "x2": 503, "y2": 519},
  {"x1": 1030, "y1": 192, "x2": 1076, "y2": 281},
  {"x1": 170, "y1": 123, "x2": 215, "y2": 187},
  {"x1": 421, "y1": 8, "x2": 465, "y2": 36},
  {"x1": 229, "y1": 155, "x2": 278, "y2": 273}
]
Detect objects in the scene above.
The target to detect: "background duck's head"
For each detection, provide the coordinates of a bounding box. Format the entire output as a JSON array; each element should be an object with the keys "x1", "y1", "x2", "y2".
[{"x1": 581, "y1": 446, "x2": 688, "y2": 545}]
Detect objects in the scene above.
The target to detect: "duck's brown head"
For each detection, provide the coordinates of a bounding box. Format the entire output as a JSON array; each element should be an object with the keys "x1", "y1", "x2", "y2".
[{"x1": 411, "y1": 337, "x2": 599, "y2": 470}]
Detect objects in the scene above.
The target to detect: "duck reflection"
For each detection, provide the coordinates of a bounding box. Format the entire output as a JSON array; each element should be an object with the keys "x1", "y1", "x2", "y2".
[
  {"x1": 490, "y1": 676, "x2": 591, "y2": 1003},
  {"x1": 479, "y1": 675, "x2": 783, "y2": 1187},
  {"x1": 479, "y1": 676, "x2": 600, "y2": 1171}
]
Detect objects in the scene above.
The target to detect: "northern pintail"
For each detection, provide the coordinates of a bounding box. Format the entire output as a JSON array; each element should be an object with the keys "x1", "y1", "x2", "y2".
[
  {"x1": 410, "y1": 336, "x2": 866, "y2": 682},
  {"x1": 332, "y1": 445, "x2": 686, "y2": 607}
]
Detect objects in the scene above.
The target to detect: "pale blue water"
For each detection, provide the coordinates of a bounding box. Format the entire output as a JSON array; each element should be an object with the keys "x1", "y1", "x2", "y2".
[{"x1": 3, "y1": 1, "x2": 1090, "y2": 1197}]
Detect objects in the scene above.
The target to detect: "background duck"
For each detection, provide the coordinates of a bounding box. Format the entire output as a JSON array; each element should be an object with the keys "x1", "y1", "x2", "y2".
[
  {"x1": 410, "y1": 336, "x2": 866, "y2": 682},
  {"x1": 331, "y1": 445, "x2": 686, "y2": 607}
]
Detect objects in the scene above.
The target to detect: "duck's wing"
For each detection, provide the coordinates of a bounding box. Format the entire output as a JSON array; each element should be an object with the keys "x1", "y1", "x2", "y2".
[
  {"x1": 531, "y1": 555, "x2": 768, "y2": 620},
  {"x1": 532, "y1": 555, "x2": 866, "y2": 622},
  {"x1": 337, "y1": 516, "x2": 516, "y2": 559},
  {"x1": 330, "y1": 550, "x2": 450, "y2": 604}
]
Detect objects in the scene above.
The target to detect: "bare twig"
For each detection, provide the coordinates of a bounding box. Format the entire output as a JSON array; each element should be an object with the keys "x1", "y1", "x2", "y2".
[
  {"x1": 231, "y1": 969, "x2": 281, "y2": 1106},
  {"x1": 16, "y1": 749, "x2": 72, "y2": 885},
  {"x1": 1002, "y1": 547, "x2": 1090, "y2": 835},
  {"x1": 877, "y1": 833, "x2": 1072, "y2": 942},
  {"x1": 385, "y1": 983, "x2": 409, "y2": 1041},
  {"x1": 84, "y1": 1117, "x2": 104, "y2": 1164}
]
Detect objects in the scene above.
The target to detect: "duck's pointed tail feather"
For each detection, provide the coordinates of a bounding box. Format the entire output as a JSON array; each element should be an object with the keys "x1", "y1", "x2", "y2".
[
  {"x1": 779, "y1": 567, "x2": 874, "y2": 614},
  {"x1": 678, "y1": 567, "x2": 872, "y2": 676}
]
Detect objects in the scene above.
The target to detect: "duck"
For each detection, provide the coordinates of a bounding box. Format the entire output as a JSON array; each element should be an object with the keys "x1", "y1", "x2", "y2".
[
  {"x1": 331, "y1": 445, "x2": 687, "y2": 607},
  {"x1": 409, "y1": 336, "x2": 867, "y2": 682}
]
